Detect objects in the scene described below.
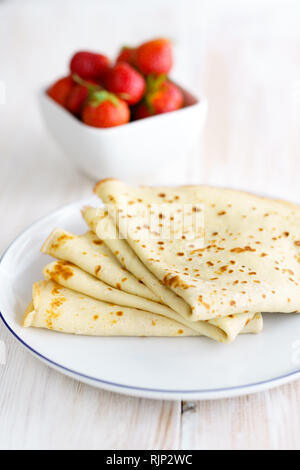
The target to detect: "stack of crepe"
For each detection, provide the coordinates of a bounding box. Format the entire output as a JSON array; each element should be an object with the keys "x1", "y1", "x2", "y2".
[{"x1": 23, "y1": 179, "x2": 300, "y2": 343}]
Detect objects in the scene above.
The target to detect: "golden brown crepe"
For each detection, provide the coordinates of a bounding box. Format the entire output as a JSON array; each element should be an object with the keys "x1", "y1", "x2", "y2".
[
  {"x1": 81, "y1": 206, "x2": 263, "y2": 341},
  {"x1": 41, "y1": 229, "x2": 159, "y2": 302},
  {"x1": 23, "y1": 280, "x2": 198, "y2": 337},
  {"x1": 94, "y1": 179, "x2": 300, "y2": 321},
  {"x1": 23, "y1": 280, "x2": 262, "y2": 340},
  {"x1": 42, "y1": 260, "x2": 262, "y2": 342}
]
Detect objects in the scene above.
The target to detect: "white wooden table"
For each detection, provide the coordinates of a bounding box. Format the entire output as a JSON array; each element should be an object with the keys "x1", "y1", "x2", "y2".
[{"x1": 1, "y1": 0, "x2": 300, "y2": 450}]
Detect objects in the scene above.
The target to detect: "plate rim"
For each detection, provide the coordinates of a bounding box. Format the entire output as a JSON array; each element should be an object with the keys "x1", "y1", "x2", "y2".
[{"x1": 1, "y1": 197, "x2": 300, "y2": 400}]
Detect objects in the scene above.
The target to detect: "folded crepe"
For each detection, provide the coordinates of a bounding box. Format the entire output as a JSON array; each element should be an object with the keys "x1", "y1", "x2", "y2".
[
  {"x1": 23, "y1": 280, "x2": 198, "y2": 337},
  {"x1": 43, "y1": 260, "x2": 262, "y2": 342},
  {"x1": 41, "y1": 227, "x2": 262, "y2": 341},
  {"x1": 41, "y1": 229, "x2": 159, "y2": 302},
  {"x1": 94, "y1": 179, "x2": 300, "y2": 321},
  {"x1": 81, "y1": 207, "x2": 263, "y2": 339},
  {"x1": 82, "y1": 206, "x2": 191, "y2": 317}
]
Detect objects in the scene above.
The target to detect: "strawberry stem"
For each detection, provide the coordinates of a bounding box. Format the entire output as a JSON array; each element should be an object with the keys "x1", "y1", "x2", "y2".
[
  {"x1": 72, "y1": 74, "x2": 103, "y2": 101},
  {"x1": 146, "y1": 73, "x2": 167, "y2": 93},
  {"x1": 90, "y1": 90, "x2": 120, "y2": 107}
]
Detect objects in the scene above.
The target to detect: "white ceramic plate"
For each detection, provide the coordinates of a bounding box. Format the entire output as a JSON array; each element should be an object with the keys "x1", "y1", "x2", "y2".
[{"x1": 1, "y1": 197, "x2": 300, "y2": 401}]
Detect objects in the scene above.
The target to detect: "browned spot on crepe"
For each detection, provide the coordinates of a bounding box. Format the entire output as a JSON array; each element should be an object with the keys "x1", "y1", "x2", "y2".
[{"x1": 47, "y1": 261, "x2": 74, "y2": 281}]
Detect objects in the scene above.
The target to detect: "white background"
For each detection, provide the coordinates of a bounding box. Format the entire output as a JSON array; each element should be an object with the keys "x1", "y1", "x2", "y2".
[{"x1": 1, "y1": 0, "x2": 300, "y2": 449}]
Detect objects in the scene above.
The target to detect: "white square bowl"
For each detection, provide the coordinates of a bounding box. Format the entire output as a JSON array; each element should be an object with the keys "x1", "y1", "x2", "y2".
[{"x1": 39, "y1": 83, "x2": 207, "y2": 183}]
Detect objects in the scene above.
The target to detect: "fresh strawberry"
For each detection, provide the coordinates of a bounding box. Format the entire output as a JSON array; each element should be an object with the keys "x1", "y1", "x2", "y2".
[
  {"x1": 145, "y1": 75, "x2": 183, "y2": 115},
  {"x1": 133, "y1": 76, "x2": 183, "y2": 120},
  {"x1": 47, "y1": 76, "x2": 74, "y2": 107},
  {"x1": 136, "y1": 38, "x2": 172, "y2": 75},
  {"x1": 70, "y1": 51, "x2": 110, "y2": 80},
  {"x1": 105, "y1": 62, "x2": 146, "y2": 105},
  {"x1": 66, "y1": 85, "x2": 89, "y2": 116},
  {"x1": 132, "y1": 103, "x2": 152, "y2": 120},
  {"x1": 116, "y1": 47, "x2": 137, "y2": 66},
  {"x1": 66, "y1": 78, "x2": 100, "y2": 116},
  {"x1": 82, "y1": 90, "x2": 130, "y2": 128}
]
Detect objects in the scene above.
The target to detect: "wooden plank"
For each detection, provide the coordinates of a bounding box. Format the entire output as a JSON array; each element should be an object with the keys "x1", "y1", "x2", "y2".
[
  {"x1": 0, "y1": 326, "x2": 181, "y2": 450},
  {"x1": 181, "y1": 382, "x2": 300, "y2": 450}
]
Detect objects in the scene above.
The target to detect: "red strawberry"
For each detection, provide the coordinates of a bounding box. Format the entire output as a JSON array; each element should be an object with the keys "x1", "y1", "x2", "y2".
[
  {"x1": 136, "y1": 38, "x2": 172, "y2": 75},
  {"x1": 132, "y1": 103, "x2": 152, "y2": 120},
  {"x1": 145, "y1": 75, "x2": 183, "y2": 114},
  {"x1": 105, "y1": 62, "x2": 146, "y2": 105},
  {"x1": 70, "y1": 51, "x2": 110, "y2": 80},
  {"x1": 116, "y1": 47, "x2": 137, "y2": 66},
  {"x1": 47, "y1": 76, "x2": 74, "y2": 107},
  {"x1": 66, "y1": 79, "x2": 100, "y2": 116},
  {"x1": 82, "y1": 90, "x2": 130, "y2": 128}
]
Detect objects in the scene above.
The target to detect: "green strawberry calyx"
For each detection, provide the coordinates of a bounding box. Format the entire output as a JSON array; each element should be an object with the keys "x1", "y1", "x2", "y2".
[
  {"x1": 90, "y1": 90, "x2": 120, "y2": 108},
  {"x1": 145, "y1": 73, "x2": 167, "y2": 113},
  {"x1": 146, "y1": 73, "x2": 167, "y2": 93},
  {"x1": 143, "y1": 96, "x2": 155, "y2": 115},
  {"x1": 72, "y1": 74, "x2": 102, "y2": 100}
]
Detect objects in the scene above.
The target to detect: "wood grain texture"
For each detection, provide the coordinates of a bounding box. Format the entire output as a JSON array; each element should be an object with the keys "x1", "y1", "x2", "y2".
[
  {"x1": 1, "y1": 0, "x2": 300, "y2": 450},
  {"x1": 0, "y1": 338, "x2": 181, "y2": 450},
  {"x1": 181, "y1": 382, "x2": 300, "y2": 450}
]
